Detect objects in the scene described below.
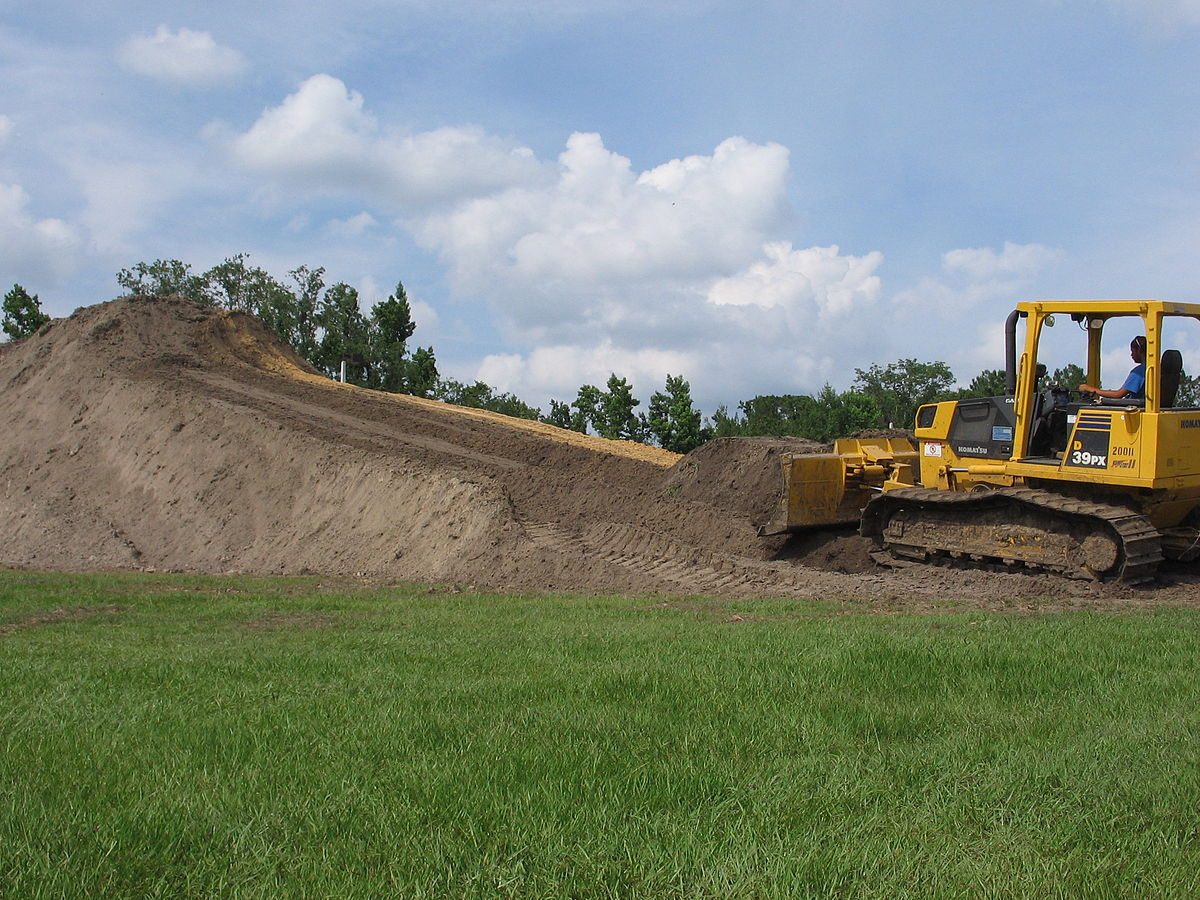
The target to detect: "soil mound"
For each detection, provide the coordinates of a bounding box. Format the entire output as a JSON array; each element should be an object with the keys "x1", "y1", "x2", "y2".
[
  {"x1": 662, "y1": 437, "x2": 825, "y2": 526},
  {"x1": 2, "y1": 296, "x2": 1197, "y2": 607},
  {"x1": 0, "y1": 297, "x2": 801, "y2": 595}
]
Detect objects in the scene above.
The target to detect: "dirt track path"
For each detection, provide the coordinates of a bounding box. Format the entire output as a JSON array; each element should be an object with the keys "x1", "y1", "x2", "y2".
[{"x1": 182, "y1": 368, "x2": 529, "y2": 471}]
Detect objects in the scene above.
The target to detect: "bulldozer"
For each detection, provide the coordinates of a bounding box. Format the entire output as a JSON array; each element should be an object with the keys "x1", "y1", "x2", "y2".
[{"x1": 759, "y1": 299, "x2": 1200, "y2": 582}]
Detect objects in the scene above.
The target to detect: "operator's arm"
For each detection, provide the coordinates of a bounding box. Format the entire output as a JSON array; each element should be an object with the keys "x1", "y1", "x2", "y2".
[
  {"x1": 1080, "y1": 365, "x2": 1144, "y2": 400},
  {"x1": 1079, "y1": 383, "x2": 1132, "y2": 399}
]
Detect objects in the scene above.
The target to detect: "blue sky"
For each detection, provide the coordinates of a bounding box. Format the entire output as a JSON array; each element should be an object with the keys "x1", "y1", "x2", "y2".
[{"x1": 2, "y1": 0, "x2": 1200, "y2": 412}]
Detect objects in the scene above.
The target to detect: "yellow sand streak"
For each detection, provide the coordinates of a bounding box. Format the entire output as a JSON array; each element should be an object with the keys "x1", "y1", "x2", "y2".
[{"x1": 221, "y1": 312, "x2": 682, "y2": 468}]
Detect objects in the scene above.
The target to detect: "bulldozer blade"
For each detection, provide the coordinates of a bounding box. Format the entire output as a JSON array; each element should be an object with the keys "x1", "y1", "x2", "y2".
[{"x1": 758, "y1": 438, "x2": 917, "y2": 535}]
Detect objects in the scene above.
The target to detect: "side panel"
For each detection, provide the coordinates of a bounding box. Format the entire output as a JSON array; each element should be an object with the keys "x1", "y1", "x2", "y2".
[
  {"x1": 1008, "y1": 408, "x2": 1149, "y2": 485},
  {"x1": 946, "y1": 397, "x2": 1016, "y2": 460},
  {"x1": 1158, "y1": 411, "x2": 1200, "y2": 480},
  {"x1": 1063, "y1": 409, "x2": 1126, "y2": 472},
  {"x1": 916, "y1": 400, "x2": 1015, "y2": 491},
  {"x1": 915, "y1": 401, "x2": 956, "y2": 488}
]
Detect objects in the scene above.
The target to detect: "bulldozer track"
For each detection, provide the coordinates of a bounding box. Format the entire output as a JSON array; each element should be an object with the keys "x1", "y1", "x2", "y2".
[
  {"x1": 520, "y1": 520, "x2": 809, "y2": 597},
  {"x1": 861, "y1": 486, "x2": 1162, "y2": 583}
]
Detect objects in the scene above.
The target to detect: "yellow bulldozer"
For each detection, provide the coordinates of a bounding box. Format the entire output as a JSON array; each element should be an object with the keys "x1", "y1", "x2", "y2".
[{"x1": 760, "y1": 299, "x2": 1200, "y2": 582}]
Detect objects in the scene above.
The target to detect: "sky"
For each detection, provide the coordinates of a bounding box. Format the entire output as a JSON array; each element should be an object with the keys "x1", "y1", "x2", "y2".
[{"x1": 2, "y1": 0, "x2": 1200, "y2": 413}]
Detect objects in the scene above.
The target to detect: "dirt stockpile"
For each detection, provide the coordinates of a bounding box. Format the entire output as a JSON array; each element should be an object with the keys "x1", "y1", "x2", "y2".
[{"x1": 3, "y1": 296, "x2": 1198, "y2": 608}]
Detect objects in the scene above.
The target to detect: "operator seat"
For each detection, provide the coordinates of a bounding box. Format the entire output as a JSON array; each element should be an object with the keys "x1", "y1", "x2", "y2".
[
  {"x1": 1026, "y1": 364, "x2": 1053, "y2": 456},
  {"x1": 1162, "y1": 349, "x2": 1183, "y2": 407}
]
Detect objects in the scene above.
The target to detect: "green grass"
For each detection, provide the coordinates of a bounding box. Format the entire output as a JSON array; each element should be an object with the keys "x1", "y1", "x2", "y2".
[{"x1": 1, "y1": 569, "x2": 1199, "y2": 898}]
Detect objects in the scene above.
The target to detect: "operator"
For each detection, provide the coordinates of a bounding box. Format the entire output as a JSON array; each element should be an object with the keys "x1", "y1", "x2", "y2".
[{"x1": 1079, "y1": 336, "x2": 1146, "y2": 400}]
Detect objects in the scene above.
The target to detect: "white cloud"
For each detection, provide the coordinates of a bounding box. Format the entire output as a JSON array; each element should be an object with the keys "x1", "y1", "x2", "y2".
[
  {"x1": 894, "y1": 241, "x2": 1065, "y2": 380},
  {"x1": 222, "y1": 77, "x2": 1063, "y2": 409},
  {"x1": 117, "y1": 26, "x2": 248, "y2": 87},
  {"x1": 234, "y1": 75, "x2": 373, "y2": 175},
  {"x1": 942, "y1": 241, "x2": 1063, "y2": 281},
  {"x1": 410, "y1": 128, "x2": 895, "y2": 408},
  {"x1": 707, "y1": 242, "x2": 883, "y2": 317},
  {"x1": 898, "y1": 241, "x2": 1063, "y2": 316},
  {"x1": 0, "y1": 183, "x2": 81, "y2": 284},
  {"x1": 347, "y1": 277, "x2": 439, "y2": 342},
  {"x1": 356, "y1": 276, "x2": 384, "y2": 307},
  {"x1": 0, "y1": 115, "x2": 12, "y2": 148},
  {"x1": 226, "y1": 85, "x2": 808, "y2": 400},
  {"x1": 69, "y1": 157, "x2": 194, "y2": 256},
  {"x1": 476, "y1": 341, "x2": 702, "y2": 404},
  {"x1": 420, "y1": 132, "x2": 788, "y2": 300},
  {"x1": 326, "y1": 211, "x2": 377, "y2": 238},
  {"x1": 229, "y1": 75, "x2": 543, "y2": 207},
  {"x1": 410, "y1": 299, "x2": 439, "y2": 338}
]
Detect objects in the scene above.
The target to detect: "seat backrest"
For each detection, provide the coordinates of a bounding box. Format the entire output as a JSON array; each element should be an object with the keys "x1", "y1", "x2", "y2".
[{"x1": 1162, "y1": 349, "x2": 1183, "y2": 407}]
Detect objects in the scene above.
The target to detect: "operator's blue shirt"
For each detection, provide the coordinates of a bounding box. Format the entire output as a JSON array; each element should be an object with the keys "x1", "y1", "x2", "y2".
[{"x1": 1122, "y1": 363, "x2": 1146, "y2": 398}]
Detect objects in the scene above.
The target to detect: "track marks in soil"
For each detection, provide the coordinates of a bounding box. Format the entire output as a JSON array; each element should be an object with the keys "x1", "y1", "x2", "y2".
[
  {"x1": 182, "y1": 369, "x2": 525, "y2": 472},
  {"x1": 522, "y1": 519, "x2": 816, "y2": 597}
]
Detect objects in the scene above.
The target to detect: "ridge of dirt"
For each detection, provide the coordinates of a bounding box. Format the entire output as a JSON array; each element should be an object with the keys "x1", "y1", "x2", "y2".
[
  {"x1": 212, "y1": 308, "x2": 679, "y2": 468},
  {"x1": 2, "y1": 295, "x2": 1198, "y2": 608}
]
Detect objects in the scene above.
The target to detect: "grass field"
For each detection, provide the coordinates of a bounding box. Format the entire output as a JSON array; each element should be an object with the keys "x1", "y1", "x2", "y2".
[{"x1": 1, "y1": 569, "x2": 1199, "y2": 898}]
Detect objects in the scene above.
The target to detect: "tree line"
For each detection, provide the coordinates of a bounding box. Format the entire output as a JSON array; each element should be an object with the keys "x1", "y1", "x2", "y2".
[
  {"x1": 9, "y1": 259, "x2": 1195, "y2": 453},
  {"x1": 112, "y1": 257, "x2": 440, "y2": 396}
]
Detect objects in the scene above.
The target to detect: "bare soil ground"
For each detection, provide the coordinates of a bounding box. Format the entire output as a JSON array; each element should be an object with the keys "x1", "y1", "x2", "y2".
[
  {"x1": 0, "y1": 604, "x2": 123, "y2": 636},
  {"x1": 3, "y1": 296, "x2": 1198, "y2": 609}
]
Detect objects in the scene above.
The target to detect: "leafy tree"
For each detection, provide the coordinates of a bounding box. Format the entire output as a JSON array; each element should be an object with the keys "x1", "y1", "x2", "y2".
[
  {"x1": 203, "y1": 254, "x2": 298, "y2": 347},
  {"x1": 256, "y1": 280, "x2": 308, "y2": 353},
  {"x1": 116, "y1": 259, "x2": 209, "y2": 304},
  {"x1": 646, "y1": 374, "x2": 704, "y2": 452},
  {"x1": 961, "y1": 368, "x2": 1008, "y2": 398},
  {"x1": 735, "y1": 386, "x2": 879, "y2": 442},
  {"x1": 1050, "y1": 363, "x2": 1085, "y2": 390},
  {"x1": 542, "y1": 399, "x2": 574, "y2": 429},
  {"x1": 287, "y1": 265, "x2": 324, "y2": 365},
  {"x1": 707, "y1": 404, "x2": 745, "y2": 438},
  {"x1": 596, "y1": 374, "x2": 643, "y2": 441},
  {"x1": 204, "y1": 254, "x2": 264, "y2": 313},
  {"x1": 813, "y1": 384, "x2": 881, "y2": 440},
  {"x1": 433, "y1": 378, "x2": 540, "y2": 420},
  {"x1": 571, "y1": 384, "x2": 603, "y2": 433},
  {"x1": 853, "y1": 358, "x2": 956, "y2": 428},
  {"x1": 738, "y1": 394, "x2": 821, "y2": 437},
  {"x1": 2, "y1": 284, "x2": 50, "y2": 340},
  {"x1": 433, "y1": 378, "x2": 487, "y2": 407},
  {"x1": 315, "y1": 283, "x2": 370, "y2": 383},
  {"x1": 486, "y1": 392, "x2": 542, "y2": 420},
  {"x1": 1177, "y1": 371, "x2": 1200, "y2": 407},
  {"x1": 112, "y1": 258, "x2": 446, "y2": 392},
  {"x1": 369, "y1": 282, "x2": 417, "y2": 391},
  {"x1": 405, "y1": 346, "x2": 439, "y2": 397}
]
